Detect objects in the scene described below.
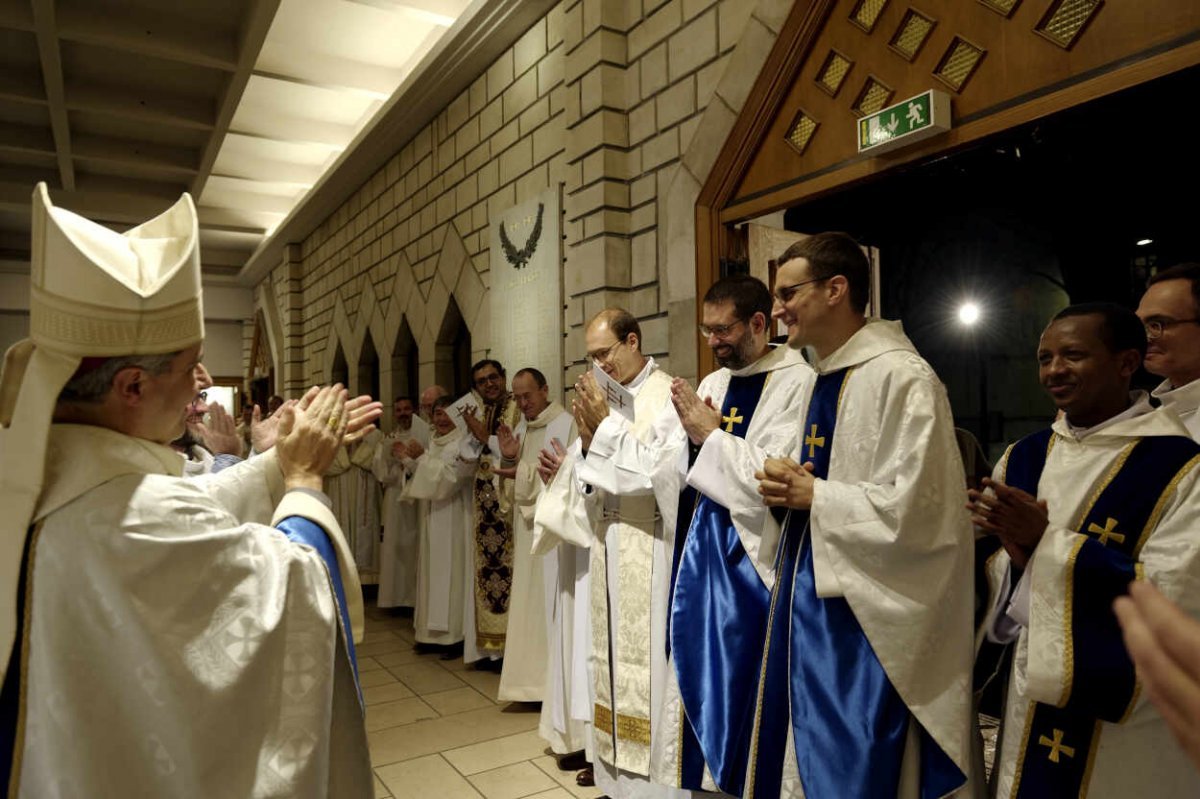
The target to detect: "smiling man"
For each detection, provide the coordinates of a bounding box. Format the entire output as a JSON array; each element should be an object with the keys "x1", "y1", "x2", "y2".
[
  {"x1": 1136, "y1": 263, "x2": 1200, "y2": 437},
  {"x1": 753, "y1": 232, "x2": 975, "y2": 798},
  {"x1": 972, "y1": 303, "x2": 1200, "y2": 798},
  {"x1": 0, "y1": 184, "x2": 378, "y2": 796}
]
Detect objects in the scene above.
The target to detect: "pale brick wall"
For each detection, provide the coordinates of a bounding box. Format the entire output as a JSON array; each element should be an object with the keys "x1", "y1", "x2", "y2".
[{"x1": 268, "y1": 0, "x2": 791, "y2": 397}]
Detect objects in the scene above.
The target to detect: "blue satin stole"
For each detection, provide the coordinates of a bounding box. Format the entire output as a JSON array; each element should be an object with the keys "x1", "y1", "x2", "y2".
[
  {"x1": 671, "y1": 370, "x2": 771, "y2": 792},
  {"x1": 750, "y1": 368, "x2": 964, "y2": 799},
  {"x1": 279, "y1": 516, "x2": 361, "y2": 695},
  {"x1": 1001, "y1": 431, "x2": 1200, "y2": 798}
]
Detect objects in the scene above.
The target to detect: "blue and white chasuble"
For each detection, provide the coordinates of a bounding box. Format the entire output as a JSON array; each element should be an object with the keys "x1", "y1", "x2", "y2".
[{"x1": 981, "y1": 400, "x2": 1200, "y2": 799}]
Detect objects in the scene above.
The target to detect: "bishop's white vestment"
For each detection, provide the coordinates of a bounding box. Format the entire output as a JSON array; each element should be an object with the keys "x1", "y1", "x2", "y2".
[
  {"x1": 2, "y1": 424, "x2": 372, "y2": 797},
  {"x1": 403, "y1": 427, "x2": 473, "y2": 649},
  {"x1": 743, "y1": 321, "x2": 976, "y2": 799},
  {"x1": 373, "y1": 416, "x2": 430, "y2": 608},
  {"x1": 980, "y1": 398, "x2": 1200, "y2": 798}
]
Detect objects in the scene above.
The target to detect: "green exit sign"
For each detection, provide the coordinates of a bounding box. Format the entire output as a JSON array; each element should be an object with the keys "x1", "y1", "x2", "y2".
[{"x1": 857, "y1": 90, "x2": 951, "y2": 155}]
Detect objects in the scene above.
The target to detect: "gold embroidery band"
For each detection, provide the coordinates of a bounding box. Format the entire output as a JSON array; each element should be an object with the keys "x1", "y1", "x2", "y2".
[
  {"x1": 595, "y1": 703, "x2": 614, "y2": 736},
  {"x1": 616, "y1": 712, "x2": 651, "y2": 745}
]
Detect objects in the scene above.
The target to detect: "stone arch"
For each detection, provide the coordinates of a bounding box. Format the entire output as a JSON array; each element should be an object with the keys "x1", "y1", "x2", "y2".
[
  {"x1": 422, "y1": 223, "x2": 487, "y2": 392},
  {"x1": 327, "y1": 293, "x2": 356, "y2": 385},
  {"x1": 252, "y1": 280, "x2": 286, "y2": 394},
  {"x1": 357, "y1": 328, "x2": 381, "y2": 401},
  {"x1": 435, "y1": 295, "x2": 472, "y2": 396}
]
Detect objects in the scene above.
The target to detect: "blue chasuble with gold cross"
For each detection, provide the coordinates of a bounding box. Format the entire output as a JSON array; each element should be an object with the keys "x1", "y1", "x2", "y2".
[
  {"x1": 746, "y1": 368, "x2": 963, "y2": 799},
  {"x1": 670, "y1": 370, "x2": 771, "y2": 793},
  {"x1": 995, "y1": 429, "x2": 1200, "y2": 798}
]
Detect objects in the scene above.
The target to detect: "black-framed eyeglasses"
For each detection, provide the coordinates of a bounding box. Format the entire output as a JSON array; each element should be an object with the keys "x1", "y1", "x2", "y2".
[
  {"x1": 773, "y1": 276, "x2": 826, "y2": 304},
  {"x1": 197, "y1": 390, "x2": 208, "y2": 402},
  {"x1": 588, "y1": 339, "x2": 624, "y2": 366},
  {"x1": 698, "y1": 319, "x2": 747, "y2": 338},
  {"x1": 1144, "y1": 317, "x2": 1200, "y2": 341},
  {"x1": 474, "y1": 372, "x2": 504, "y2": 387}
]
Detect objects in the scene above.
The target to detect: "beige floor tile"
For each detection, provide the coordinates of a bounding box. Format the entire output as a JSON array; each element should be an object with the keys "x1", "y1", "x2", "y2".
[
  {"x1": 439, "y1": 655, "x2": 473, "y2": 672},
  {"x1": 455, "y1": 667, "x2": 501, "y2": 700},
  {"x1": 530, "y1": 757, "x2": 603, "y2": 799},
  {"x1": 366, "y1": 696, "x2": 440, "y2": 732},
  {"x1": 373, "y1": 774, "x2": 392, "y2": 797},
  {"x1": 368, "y1": 704, "x2": 541, "y2": 767},
  {"x1": 359, "y1": 656, "x2": 385, "y2": 674},
  {"x1": 374, "y1": 648, "x2": 427, "y2": 668},
  {"x1": 388, "y1": 661, "x2": 468, "y2": 695},
  {"x1": 375, "y1": 754, "x2": 483, "y2": 799},
  {"x1": 364, "y1": 681, "x2": 417, "y2": 706},
  {"x1": 525, "y1": 789, "x2": 574, "y2": 799},
  {"x1": 360, "y1": 669, "x2": 400, "y2": 688},
  {"x1": 468, "y1": 761, "x2": 556, "y2": 799},
  {"x1": 443, "y1": 730, "x2": 549, "y2": 775},
  {"x1": 362, "y1": 630, "x2": 405, "y2": 644},
  {"x1": 422, "y1": 686, "x2": 495, "y2": 716},
  {"x1": 358, "y1": 638, "x2": 412, "y2": 658}
]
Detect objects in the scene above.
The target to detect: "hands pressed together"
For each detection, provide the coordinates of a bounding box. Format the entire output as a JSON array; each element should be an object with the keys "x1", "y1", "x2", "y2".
[
  {"x1": 670, "y1": 378, "x2": 721, "y2": 446},
  {"x1": 572, "y1": 373, "x2": 607, "y2": 451},
  {"x1": 755, "y1": 457, "x2": 817, "y2": 510},
  {"x1": 966, "y1": 478, "x2": 1049, "y2": 568}
]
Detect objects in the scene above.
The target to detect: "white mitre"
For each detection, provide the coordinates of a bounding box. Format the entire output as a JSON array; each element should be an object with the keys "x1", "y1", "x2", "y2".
[{"x1": 0, "y1": 182, "x2": 202, "y2": 681}]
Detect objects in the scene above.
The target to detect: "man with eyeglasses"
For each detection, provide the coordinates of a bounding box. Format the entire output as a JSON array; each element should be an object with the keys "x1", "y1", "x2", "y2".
[
  {"x1": 457, "y1": 359, "x2": 521, "y2": 667},
  {"x1": 640, "y1": 274, "x2": 813, "y2": 795},
  {"x1": 1137, "y1": 263, "x2": 1200, "y2": 437},
  {"x1": 752, "y1": 232, "x2": 976, "y2": 798},
  {"x1": 534, "y1": 307, "x2": 687, "y2": 799}
]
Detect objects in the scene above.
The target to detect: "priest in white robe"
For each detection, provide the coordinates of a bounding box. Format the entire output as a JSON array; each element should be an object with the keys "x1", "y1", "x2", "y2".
[
  {"x1": 536, "y1": 308, "x2": 689, "y2": 799},
  {"x1": 0, "y1": 184, "x2": 380, "y2": 797},
  {"x1": 655, "y1": 275, "x2": 814, "y2": 795},
  {"x1": 403, "y1": 397, "x2": 474, "y2": 652},
  {"x1": 1136, "y1": 262, "x2": 1200, "y2": 438},
  {"x1": 494, "y1": 368, "x2": 574, "y2": 703},
  {"x1": 373, "y1": 395, "x2": 430, "y2": 608},
  {"x1": 756, "y1": 233, "x2": 976, "y2": 799},
  {"x1": 326, "y1": 431, "x2": 383, "y2": 578},
  {"x1": 972, "y1": 303, "x2": 1200, "y2": 798}
]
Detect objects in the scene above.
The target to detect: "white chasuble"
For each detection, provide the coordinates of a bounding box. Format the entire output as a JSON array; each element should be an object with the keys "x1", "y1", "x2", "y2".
[
  {"x1": 1151, "y1": 376, "x2": 1200, "y2": 439},
  {"x1": 498, "y1": 402, "x2": 572, "y2": 702},
  {"x1": 652, "y1": 344, "x2": 814, "y2": 793},
  {"x1": 373, "y1": 416, "x2": 430, "y2": 608},
  {"x1": 982, "y1": 404, "x2": 1200, "y2": 799},
  {"x1": 572, "y1": 358, "x2": 688, "y2": 784},
  {"x1": 8, "y1": 424, "x2": 371, "y2": 798},
  {"x1": 403, "y1": 428, "x2": 473, "y2": 646}
]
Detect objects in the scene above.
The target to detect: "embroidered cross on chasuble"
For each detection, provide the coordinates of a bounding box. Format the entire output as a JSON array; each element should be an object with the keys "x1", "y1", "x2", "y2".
[
  {"x1": 669, "y1": 370, "x2": 772, "y2": 793},
  {"x1": 996, "y1": 430, "x2": 1200, "y2": 797}
]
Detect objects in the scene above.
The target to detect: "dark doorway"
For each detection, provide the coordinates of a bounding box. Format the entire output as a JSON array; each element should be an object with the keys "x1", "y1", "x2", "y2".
[
  {"x1": 359, "y1": 331, "x2": 381, "y2": 402},
  {"x1": 783, "y1": 65, "x2": 1200, "y2": 457},
  {"x1": 436, "y1": 297, "x2": 473, "y2": 396},
  {"x1": 392, "y1": 318, "x2": 420, "y2": 401},
  {"x1": 330, "y1": 343, "x2": 349, "y2": 387}
]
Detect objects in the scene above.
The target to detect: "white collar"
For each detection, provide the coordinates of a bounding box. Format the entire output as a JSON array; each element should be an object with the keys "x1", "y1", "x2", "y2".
[
  {"x1": 814, "y1": 319, "x2": 917, "y2": 374},
  {"x1": 624, "y1": 357, "x2": 657, "y2": 391},
  {"x1": 1052, "y1": 391, "x2": 1189, "y2": 441},
  {"x1": 1152, "y1": 376, "x2": 1200, "y2": 415}
]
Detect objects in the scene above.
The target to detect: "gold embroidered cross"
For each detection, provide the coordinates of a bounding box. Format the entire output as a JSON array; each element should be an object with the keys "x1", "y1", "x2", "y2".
[
  {"x1": 804, "y1": 424, "x2": 826, "y2": 459},
  {"x1": 1087, "y1": 517, "x2": 1126, "y2": 547},
  {"x1": 1038, "y1": 728, "x2": 1076, "y2": 763},
  {"x1": 722, "y1": 408, "x2": 744, "y2": 433}
]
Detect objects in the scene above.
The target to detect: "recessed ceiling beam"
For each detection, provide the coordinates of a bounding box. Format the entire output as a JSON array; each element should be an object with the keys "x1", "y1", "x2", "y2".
[
  {"x1": 228, "y1": 113, "x2": 356, "y2": 149},
  {"x1": 72, "y1": 133, "x2": 199, "y2": 176},
  {"x1": 30, "y1": 0, "x2": 75, "y2": 190},
  {"x1": 69, "y1": 82, "x2": 215, "y2": 131},
  {"x1": 56, "y1": 4, "x2": 239, "y2": 72},
  {"x1": 0, "y1": 121, "x2": 56, "y2": 157},
  {"x1": 210, "y1": 156, "x2": 321, "y2": 186},
  {"x1": 190, "y1": 0, "x2": 281, "y2": 199},
  {"x1": 0, "y1": 70, "x2": 45, "y2": 106}
]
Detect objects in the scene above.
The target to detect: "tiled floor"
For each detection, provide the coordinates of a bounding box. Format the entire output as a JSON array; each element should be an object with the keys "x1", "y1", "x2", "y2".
[{"x1": 360, "y1": 606, "x2": 603, "y2": 799}]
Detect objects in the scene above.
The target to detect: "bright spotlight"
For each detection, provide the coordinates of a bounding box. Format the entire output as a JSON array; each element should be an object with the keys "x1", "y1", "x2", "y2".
[
  {"x1": 958, "y1": 302, "x2": 981, "y2": 326},
  {"x1": 1137, "y1": 238, "x2": 1153, "y2": 247}
]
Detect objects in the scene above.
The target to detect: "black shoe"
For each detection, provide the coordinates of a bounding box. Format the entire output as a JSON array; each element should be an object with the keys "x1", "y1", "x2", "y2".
[
  {"x1": 576, "y1": 768, "x2": 596, "y2": 787},
  {"x1": 557, "y1": 750, "x2": 588, "y2": 771},
  {"x1": 473, "y1": 657, "x2": 503, "y2": 672},
  {"x1": 413, "y1": 642, "x2": 438, "y2": 655},
  {"x1": 440, "y1": 641, "x2": 464, "y2": 660}
]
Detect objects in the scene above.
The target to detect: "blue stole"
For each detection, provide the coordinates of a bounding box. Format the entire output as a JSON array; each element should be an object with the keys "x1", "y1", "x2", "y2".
[
  {"x1": 1001, "y1": 430, "x2": 1200, "y2": 798},
  {"x1": 670, "y1": 370, "x2": 770, "y2": 793},
  {"x1": 278, "y1": 516, "x2": 362, "y2": 698},
  {"x1": 749, "y1": 368, "x2": 964, "y2": 799}
]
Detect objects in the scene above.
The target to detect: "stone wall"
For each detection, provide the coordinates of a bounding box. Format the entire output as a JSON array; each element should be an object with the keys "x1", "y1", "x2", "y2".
[{"x1": 270, "y1": 0, "x2": 793, "y2": 409}]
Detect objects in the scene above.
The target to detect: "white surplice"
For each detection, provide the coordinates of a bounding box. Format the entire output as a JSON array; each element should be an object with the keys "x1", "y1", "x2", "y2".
[
  {"x1": 652, "y1": 344, "x2": 814, "y2": 792},
  {"x1": 535, "y1": 357, "x2": 692, "y2": 799},
  {"x1": 498, "y1": 402, "x2": 573, "y2": 702},
  {"x1": 981, "y1": 403, "x2": 1200, "y2": 798},
  {"x1": 1152, "y1": 376, "x2": 1200, "y2": 438},
  {"x1": 742, "y1": 321, "x2": 977, "y2": 798},
  {"x1": 9, "y1": 424, "x2": 371, "y2": 798},
  {"x1": 403, "y1": 427, "x2": 473, "y2": 648},
  {"x1": 373, "y1": 416, "x2": 431, "y2": 608}
]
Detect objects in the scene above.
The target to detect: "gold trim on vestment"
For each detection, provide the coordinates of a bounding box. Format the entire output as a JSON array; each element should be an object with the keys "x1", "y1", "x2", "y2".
[
  {"x1": 1078, "y1": 720, "x2": 1103, "y2": 797},
  {"x1": 1070, "y1": 441, "x2": 1138, "y2": 532},
  {"x1": 1118, "y1": 562, "x2": 1149, "y2": 724},
  {"x1": 616, "y1": 711, "x2": 651, "y2": 745},
  {"x1": 1007, "y1": 701, "x2": 1040, "y2": 799},
  {"x1": 1059, "y1": 535, "x2": 1088, "y2": 707},
  {"x1": 1134, "y1": 453, "x2": 1200, "y2": 558},
  {"x1": 6, "y1": 522, "x2": 43, "y2": 799},
  {"x1": 595, "y1": 703, "x2": 613, "y2": 736}
]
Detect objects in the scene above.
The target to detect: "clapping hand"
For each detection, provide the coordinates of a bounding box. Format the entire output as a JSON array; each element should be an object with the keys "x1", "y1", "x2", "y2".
[
  {"x1": 537, "y1": 438, "x2": 568, "y2": 484},
  {"x1": 198, "y1": 402, "x2": 244, "y2": 458},
  {"x1": 497, "y1": 423, "x2": 521, "y2": 460},
  {"x1": 460, "y1": 403, "x2": 488, "y2": 444},
  {"x1": 966, "y1": 478, "x2": 1049, "y2": 568},
  {"x1": 671, "y1": 377, "x2": 721, "y2": 445}
]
